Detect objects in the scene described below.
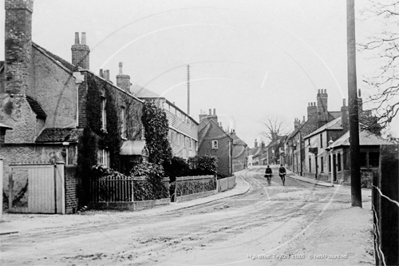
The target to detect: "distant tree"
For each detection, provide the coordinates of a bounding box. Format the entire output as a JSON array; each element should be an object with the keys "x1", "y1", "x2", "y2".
[
  {"x1": 359, "y1": 1, "x2": 399, "y2": 130},
  {"x1": 261, "y1": 117, "x2": 287, "y2": 143}
]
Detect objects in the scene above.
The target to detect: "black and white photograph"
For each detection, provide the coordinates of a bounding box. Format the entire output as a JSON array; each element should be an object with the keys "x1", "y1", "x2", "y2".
[{"x1": 0, "y1": 0, "x2": 398, "y2": 265}]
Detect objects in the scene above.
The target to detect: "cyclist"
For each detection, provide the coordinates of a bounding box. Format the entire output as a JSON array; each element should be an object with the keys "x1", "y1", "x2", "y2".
[
  {"x1": 265, "y1": 165, "x2": 273, "y2": 185},
  {"x1": 279, "y1": 164, "x2": 286, "y2": 186}
]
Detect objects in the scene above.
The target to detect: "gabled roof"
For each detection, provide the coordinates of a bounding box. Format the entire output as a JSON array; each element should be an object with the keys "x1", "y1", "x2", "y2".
[
  {"x1": 130, "y1": 84, "x2": 161, "y2": 98},
  {"x1": 32, "y1": 42, "x2": 76, "y2": 72},
  {"x1": 304, "y1": 117, "x2": 342, "y2": 140},
  {"x1": 331, "y1": 130, "x2": 393, "y2": 148},
  {"x1": 249, "y1": 146, "x2": 263, "y2": 157},
  {"x1": 230, "y1": 133, "x2": 247, "y2": 146},
  {"x1": 26, "y1": 96, "x2": 47, "y2": 119},
  {"x1": 198, "y1": 119, "x2": 232, "y2": 147},
  {"x1": 36, "y1": 128, "x2": 83, "y2": 143}
]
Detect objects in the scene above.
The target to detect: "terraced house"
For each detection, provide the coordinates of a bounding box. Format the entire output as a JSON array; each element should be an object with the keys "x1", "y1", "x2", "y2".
[
  {"x1": 0, "y1": 0, "x2": 145, "y2": 213},
  {"x1": 129, "y1": 85, "x2": 199, "y2": 160}
]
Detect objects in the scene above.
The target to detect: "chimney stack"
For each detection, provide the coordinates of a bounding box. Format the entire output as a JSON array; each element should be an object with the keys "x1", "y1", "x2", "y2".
[
  {"x1": 5, "y1": 0, "x2": 34, "y2": 94},
  {"x1": 307, "y1": 102, "x2": 317, "y2": 120},
  {"x1": 116, "y1": 62, "x2": 132, "y2": 93},
  {"x1": 71, "y1": 32, "x2": 90, "y2": 69}
]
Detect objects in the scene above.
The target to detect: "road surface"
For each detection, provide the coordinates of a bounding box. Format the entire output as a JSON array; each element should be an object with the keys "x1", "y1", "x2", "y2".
[{"x1": 0, "y1": 166, "x2": 373, "y2": 265}]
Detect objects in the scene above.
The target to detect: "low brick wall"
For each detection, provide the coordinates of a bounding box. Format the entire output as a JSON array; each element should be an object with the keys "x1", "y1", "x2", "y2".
[
  {"x1": 174, "y1": 175, "x2": 216, "y2": 199},
  {"x1": 88, "y1": 198, "x2": 170, "y2": 211},
  {"x1": 176, "y1": 189, "x2": 217, "y2": 203}
]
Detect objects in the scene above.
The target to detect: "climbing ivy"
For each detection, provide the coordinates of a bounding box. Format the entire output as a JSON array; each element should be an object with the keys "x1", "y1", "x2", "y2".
[
  {"x1": 141, "y1": 100, "x2": 172, "y2": 165},
  {"x1": 104, "y1": 87, "x2": 121, "y2": 170}
]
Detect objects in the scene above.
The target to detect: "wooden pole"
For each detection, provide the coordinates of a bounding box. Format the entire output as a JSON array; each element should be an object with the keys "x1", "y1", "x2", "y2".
[{"x1": 347, "y1": 0, "x2": 362, "y2": 207}]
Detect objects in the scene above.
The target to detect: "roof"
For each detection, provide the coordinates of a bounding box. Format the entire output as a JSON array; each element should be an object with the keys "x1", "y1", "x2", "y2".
[
  {"x1": 329, "y1": 111, "x2": 341, "y2": 119},
  {"x1": 249, "y1": 146, "x2": 262, "y2": 157},
  {"x1": 331, "y1": 130, "x2": 394, "y2": 148},
  {"x1": 32, "y1": 42, "x2": 76, "y2": 72},
  {"x1": 0, "y1": 122, "x2": 12, "y2": 130},
  {"x1": 304, "y1": 117, "x2": 342, "y2": 139},
  {"x1": 130, "y1": 84, "x2": 160, "y2": 97},
  {"x1": 230, "y1": 133, "x2": 247, "y2": 146},
  {"x1": 198, "y1": 119, "x2": 232, "y2": 147},
  {"x1": 36, "y1": 128, "x2": 83, "y2": 143},
  {"x1": 26, "y1": 96, "x2": 47, "y2": 119}
]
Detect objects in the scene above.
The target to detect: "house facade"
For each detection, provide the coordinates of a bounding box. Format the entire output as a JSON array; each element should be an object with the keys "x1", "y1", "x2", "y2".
[
  {"x1": 198, "y1": 109, "x2": 233, "y2": 177},
  {"x1": 284, "y1": 89, "x2": 341, "y2": 175},
  {"x1": 0, "y1": 0, "x2": 145, "y2": 211},
  {"x1": 327, "y1": 130, "x2": 393, "y2": 184},
  {"x1": 130, "y1": 86, "x2": 198, "y2": 160},
  {"x1": 229, "y1": 129, "x2": 248, "y2": 172}
]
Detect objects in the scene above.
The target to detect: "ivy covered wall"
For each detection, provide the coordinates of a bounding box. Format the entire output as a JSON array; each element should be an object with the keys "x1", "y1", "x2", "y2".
[{"x1": 77, "y1": 71, "x2": 144, "y2": 203}]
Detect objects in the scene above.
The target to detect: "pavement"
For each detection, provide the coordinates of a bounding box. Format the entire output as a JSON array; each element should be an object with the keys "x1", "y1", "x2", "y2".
[
  {"x1": 0, "y1": 167, "x2": 337, "y2": 236},
  {"x1": 0, "y1": 170, "x2": 251, "y2": 236},
  {"x1": 286, "y1": 169, "x2": 334, "y2": 187}
]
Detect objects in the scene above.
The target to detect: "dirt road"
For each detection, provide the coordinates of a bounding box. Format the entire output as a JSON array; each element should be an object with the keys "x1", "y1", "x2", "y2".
[{"x1": 0, "y1": 167, "x2": 374, "y2": 265}]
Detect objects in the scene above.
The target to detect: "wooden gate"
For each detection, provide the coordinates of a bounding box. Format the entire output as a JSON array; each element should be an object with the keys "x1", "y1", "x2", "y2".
[{"x1": 8, "y1": 163, "x2": 65, "y2": 214}]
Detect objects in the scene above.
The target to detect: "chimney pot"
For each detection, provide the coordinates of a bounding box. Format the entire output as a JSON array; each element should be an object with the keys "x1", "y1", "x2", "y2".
[
  {"x1": 209, "y1": 109, "x2": 211, "y2": 115},
  {"x1": 81, "y1": 32, "x2": 86, "y2": 45},
  {"x1": 75, "y1": 32, "x2": 80, "y2": 44},
  {"x1": 119, "y1": 62, "x2": 123, "y2": 74},
  {"x1": 99, "y1": 69, "x2": 103, "y2": 78}
]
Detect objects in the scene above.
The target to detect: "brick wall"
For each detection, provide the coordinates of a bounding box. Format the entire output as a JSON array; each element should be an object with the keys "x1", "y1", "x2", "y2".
[
  {"x1": 198, "y1": 122, "x2": 232, "y2": 177},
  {"x1": 31, "y1": 46, "x2": 77, "y2": 128},
  {"x1": 4, "y1": 0, "x2": 33, "y2": 95},
  {"x1": 0, "y1": 144, "x2": 69, "y2": 199},
  {"x1": 65, "y1": 165, "x2": 78, "y2": 213}
]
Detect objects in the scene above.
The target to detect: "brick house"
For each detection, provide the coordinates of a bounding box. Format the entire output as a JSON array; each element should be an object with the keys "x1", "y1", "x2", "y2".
[
  {"x1": 0, "y1": 0, "x2": 144, "y2": 212},
  {"x1": 229, "y1": 129, "x2": 248, "y2": 172},
  {"x1": 129, "y1": 85, "x2": 198, "y2": 160},
  {"x1": 327, "y1": 130, "x2": 394, "y2": 184},
  {"x1": 198, "y1": 109, "x2": 233, "y2": 177},
  {"x1": 247, "y1": 140, "x2": 261, "y2": 167},
  {"x1": 284, "y1": 89, "x2": 341, "y2": 175}
]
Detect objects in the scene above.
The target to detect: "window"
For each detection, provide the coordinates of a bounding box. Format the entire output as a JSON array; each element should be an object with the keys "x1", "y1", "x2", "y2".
[
  {"x1": 369, "y1": 152, "x2": 379, "y2": 168},
  {"x1": 121, "y1": 106, "x2": 126, "y2": 138},
  {"x1": 337, "y1": 153, "x2": 341, "y2": 172},
  {"x1": 309, "y1": 157, "x2": 312, "y2": 173},
  {"x1": 320, "y1": 134, "x2": 323, "y2": 148},
  {"x1": 328, "y1": 155, "x2": 331, "y2": 172},
  {"x1": 360, "y1": 152, "x2": 367, "y2": 168},
  {"x1": 212, "y1": 140, "x2": 218, "y2": 149},
  {"x1": 321, "y1": 157, "x2": 324, "y2": 173},
  {"x1": 101, "y1": 97, "x2": 107, "y2": 130},
  {"x1": 97, "y1": 149, "x2": 110, "y2": 167}
]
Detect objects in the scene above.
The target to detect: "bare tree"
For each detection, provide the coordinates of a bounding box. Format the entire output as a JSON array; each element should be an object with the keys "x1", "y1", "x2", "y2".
[
  {"x1": 359, "y1": 1, "x2": 399, "y2": 130},
  {"x1": 261, "y1": 117, "x2": 287, "y2": 143}
]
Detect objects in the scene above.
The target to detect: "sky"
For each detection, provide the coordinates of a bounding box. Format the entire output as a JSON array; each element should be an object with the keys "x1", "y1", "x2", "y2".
[{"x1": 0, "y1": 0, "x2": 398, "y2": 145}]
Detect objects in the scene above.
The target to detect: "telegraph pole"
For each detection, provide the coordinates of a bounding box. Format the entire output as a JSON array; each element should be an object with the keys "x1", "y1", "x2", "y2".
[
  {"x1": 347, "y1": 0, "x2": 362, "y2": 207},
  {"x1": 187, "y1": 65, "x2": 190, "y2": 116}
]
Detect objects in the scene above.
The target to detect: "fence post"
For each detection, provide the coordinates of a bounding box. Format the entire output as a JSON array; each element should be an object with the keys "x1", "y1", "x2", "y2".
[
  {"x1": 0, "y1": 159, "x2": 3, "y2": 221},
  {"x1": 379, "y1": 144, "x2": 399, "y2": 266},
  {"x1": 372, "y1": 169, "x2": 381, "y2": 266}
]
